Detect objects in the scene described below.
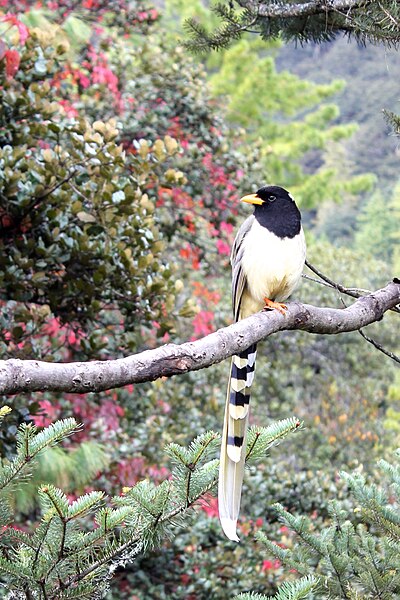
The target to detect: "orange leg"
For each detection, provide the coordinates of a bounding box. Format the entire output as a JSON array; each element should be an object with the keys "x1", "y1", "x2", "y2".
[{"x1": 263, "y1": 297, "x2": 287, "y2": 315}]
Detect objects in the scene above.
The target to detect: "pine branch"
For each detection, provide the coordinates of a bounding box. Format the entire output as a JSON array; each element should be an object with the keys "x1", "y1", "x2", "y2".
[
  {"x1": 383, "y1": 108, "x2": 400, "y2": 135},
  {"x1": 272, "y1": 575, "x2": 318, "y2": 600},
  {"x1": 184, "y1": 1, "x2": 400, "y2": 51},
  {"x1": 254, "y1": 451, "x2": 400, "y2": 598},
  {"x1": 0, "y1": 417, "x2": 302, "y2": 598},
  {"x1": 0, "y1": 419, "x2": 80, "y2": 492},
  {"x1": 1, "y1": 280, "x2": 399, "y2": 395},
  {"x1": 184, "y1": 4, "x2": 258, "y2": 53},
  {"x1": 235, "y1": 574, "x2": 317, "y2": 599},
  {"x1": 245, "y1": 418, "x2": 302, "y2": 462}
]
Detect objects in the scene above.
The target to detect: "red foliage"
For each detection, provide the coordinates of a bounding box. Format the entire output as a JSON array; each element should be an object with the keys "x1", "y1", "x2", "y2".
[
  {"x1": 192, "y1": 281, "x2": 220, "y2": 305},
  {"x1": 156, "y1": 187, "x2": 171, "y2": 207},
  {"x1": 115, "y1": 456, "x2": 146, "y2": 487},
  {"x1": 90, "y1": 50, "x2": 119, "y2": 95},
  {"x1": 166, "y1": 116, "x2": 185, "y2": 140},
  {"x1": 44, "y1": 317, "x2": 84, "y2": 349},
  {"x1": 215, "y1": 238, "x2": 230, "y2": 256},
  {"x1": 172, "y1": 187, "x2": 200, "y2": 209},
  {"x1": 4, "y1": 48, "x2": 20, "y2": 78},
  {"x1": 202, "y1": 153, "x2": 237, "y2": 196},
  {"x1": 220, "y1": 221, "x2": 234, "y2": 235},
  {"x1": 115, "y1": 457, "x2": 169, "y2": 488},
  {"x1": 32, "y1": 399, "x2": 61, "y2": 427},
  {"x1": 191, "y1": 310, "x2": 215, "y2": 340},
  {"x1": 136, "y1": 9, "x2": 158, "y2": 22},
  {"x1": 279, "y1": 525, "x2": 289, "y2": 534},
  {"x1": 2, "y1": 13, "x2": 29, "y2": 44},
  {"x1": 179, "y1": 243, "x2": 200, "y2": 270},
  {"x1": 262, "y1": 559, "x2": 281, "y2": 572},
  {"x1": 199, "y1": 494, "x2": 219, "y2": 519},
  {"x1": 70, "y1": 392, "x2": 125, "y2": 441},
  {"x1": 58, "y1": 98, "x2": 79, "y2": 117},
  {"x1": 51, "y1": 46, "x2": 123, "y2": 111},
  {"x1": 1, "y1": 0, "x2": 160, "y2": 29}
]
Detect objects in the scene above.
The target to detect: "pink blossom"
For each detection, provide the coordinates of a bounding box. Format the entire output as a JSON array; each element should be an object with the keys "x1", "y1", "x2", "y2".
[
  {"x1": 77, "y1": 72, "x2": 90, "y2": 88},
  {"x1": 220, "y1": 221, "x2": 234, "y2": 235},
  {"x1": 216, "y1": 239, "x2": 230, "y2": 256}
]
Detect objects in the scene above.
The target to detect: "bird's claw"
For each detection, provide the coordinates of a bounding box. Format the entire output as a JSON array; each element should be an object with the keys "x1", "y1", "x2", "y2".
[{"x1": 263, "y1": 298, "x2": 287, "y2": 315}]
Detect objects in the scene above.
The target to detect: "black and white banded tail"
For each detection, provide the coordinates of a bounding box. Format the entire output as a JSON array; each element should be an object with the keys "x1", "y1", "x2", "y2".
[{"x1": 218, "y1": 343, "x2": 257, "y2": 541}]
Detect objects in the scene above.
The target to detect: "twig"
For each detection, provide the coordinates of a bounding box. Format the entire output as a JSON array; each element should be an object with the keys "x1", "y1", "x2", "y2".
[
  {"x1": 305, "y1": 260, "x2": 400, "y2": 314},
  {"x1": 357, "y1": 329, "x2": 400, "y2": 364},
  {"x1": 336, "y1": 283, "x2": 400, "y2": 365}
]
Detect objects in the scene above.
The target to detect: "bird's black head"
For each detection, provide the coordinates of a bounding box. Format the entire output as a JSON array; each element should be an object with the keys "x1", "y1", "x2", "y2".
[
  {"x1": 240, "y1": 185, "x2": 301, "y2": 239},
  {"x1": 241, "y1": 185, "x2": 294, "y2": 206}
]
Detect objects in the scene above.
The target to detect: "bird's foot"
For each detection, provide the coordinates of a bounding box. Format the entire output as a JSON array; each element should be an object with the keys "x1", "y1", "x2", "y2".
[{"x1": 263, "y1": 298, "x2": 287, "y2": 315}]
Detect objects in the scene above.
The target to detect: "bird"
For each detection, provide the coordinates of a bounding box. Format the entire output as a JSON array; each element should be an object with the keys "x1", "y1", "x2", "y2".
[{"x1": 218, "y1": 184, "x2": 306, "y2": 542}]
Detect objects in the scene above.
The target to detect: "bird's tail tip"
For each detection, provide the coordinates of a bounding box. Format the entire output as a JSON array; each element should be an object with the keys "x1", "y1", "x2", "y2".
[{"x1": 220, "y1": 517, "x2": 240, "y2": 542}]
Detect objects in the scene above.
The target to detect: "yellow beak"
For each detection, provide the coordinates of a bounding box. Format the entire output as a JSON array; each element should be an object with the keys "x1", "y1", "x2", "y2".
[{"x1": 240, "y1": 193, "x2": 263, "y2": 206}]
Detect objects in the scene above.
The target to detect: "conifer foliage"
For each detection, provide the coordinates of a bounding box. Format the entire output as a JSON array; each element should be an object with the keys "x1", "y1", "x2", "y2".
[
  {"x1": 257, "y1": 451, "x2": 400, "y2": 598},
  {"x1": 0, "y1": 409, "x2": 301, "y2": 598},
  {"x1": 184, "y1": 1, "x2": 400, "y2": 52}
]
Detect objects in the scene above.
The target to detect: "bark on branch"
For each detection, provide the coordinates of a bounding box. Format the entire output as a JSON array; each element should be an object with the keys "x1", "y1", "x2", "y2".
[
  {"x1": 237, "y1": 0, "x2": 362, "y2": 19},
  {"x1": 0, "y1": 280, "x2": 399, "y2": 396}
]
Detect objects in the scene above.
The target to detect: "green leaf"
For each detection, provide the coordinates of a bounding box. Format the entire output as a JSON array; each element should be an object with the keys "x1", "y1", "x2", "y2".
[{"x1": 77, "y1": 211, "x2": 96, "y2": 223}]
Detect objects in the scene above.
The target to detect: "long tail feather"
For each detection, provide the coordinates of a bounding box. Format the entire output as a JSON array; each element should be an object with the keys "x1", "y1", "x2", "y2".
[{"x1": 218, "y1": 343, "x2": 257, "y2": 541}]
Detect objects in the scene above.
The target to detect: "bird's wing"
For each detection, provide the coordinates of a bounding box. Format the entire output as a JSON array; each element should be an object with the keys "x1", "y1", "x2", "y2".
[{"x1": 231, "y1": 215, "x2": 254, "y2": 322}]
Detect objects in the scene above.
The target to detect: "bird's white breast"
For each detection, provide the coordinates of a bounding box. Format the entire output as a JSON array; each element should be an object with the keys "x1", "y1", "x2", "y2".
[{"x1": 240, "y1": 220, "x2": 306, "y2": 317}]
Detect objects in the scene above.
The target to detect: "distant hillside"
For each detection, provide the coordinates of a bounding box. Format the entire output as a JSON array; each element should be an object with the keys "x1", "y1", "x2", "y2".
[{"x1": 277, "y1": 38, "x2": 400, "y2": 186}]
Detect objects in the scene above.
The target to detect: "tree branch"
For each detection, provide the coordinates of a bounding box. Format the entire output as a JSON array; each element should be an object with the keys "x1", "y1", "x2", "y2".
[
  {"x1": 0, "y1": 280, "x2": 399, "y2": 396},
  {"x1": 305, "y1": 260, "x2": 400, "y2": 314},
  {"x1": 237, "y1": 0, "x2": 361, "y2": 19}
]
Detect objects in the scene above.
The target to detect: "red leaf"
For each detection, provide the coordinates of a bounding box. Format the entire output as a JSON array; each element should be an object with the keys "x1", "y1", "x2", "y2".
[
  {"x1": 16, "y1": 21, "x2": 29, "y2": 44},
  {"x1": 2, "y1": 13, "x2": 29, "y2": 44},
  {"x1": 216, "y1": 238, "x2": 231, "y2": 256},
  {"x1": 5, "y1": 49, "x2": 20, "y2": 79}
]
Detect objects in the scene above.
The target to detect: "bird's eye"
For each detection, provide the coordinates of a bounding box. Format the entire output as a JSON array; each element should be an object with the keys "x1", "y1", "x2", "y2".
[{"x1": 269, "y1": 195, "x2": 276, "y2": 202}]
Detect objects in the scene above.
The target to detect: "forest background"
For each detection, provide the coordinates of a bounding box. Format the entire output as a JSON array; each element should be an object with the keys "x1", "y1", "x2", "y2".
[{"x1": 0, "y1": 0, "x2": 399, "y2": 598}]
